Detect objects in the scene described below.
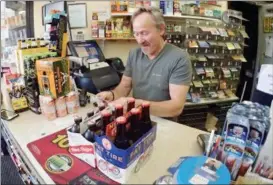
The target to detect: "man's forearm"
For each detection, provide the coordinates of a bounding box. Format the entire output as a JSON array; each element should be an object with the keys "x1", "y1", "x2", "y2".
[
  {"x1": 112, "y1": 86, "x2": 131, "y2": 100},
  {"x1": 136, "y1": 99, "x2": 184, "y2": 117}
]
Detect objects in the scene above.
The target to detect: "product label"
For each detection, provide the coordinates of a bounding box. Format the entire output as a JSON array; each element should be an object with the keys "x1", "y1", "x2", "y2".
[{"x1": 223, "y1": 123, "x2": 248, "y2": 180}]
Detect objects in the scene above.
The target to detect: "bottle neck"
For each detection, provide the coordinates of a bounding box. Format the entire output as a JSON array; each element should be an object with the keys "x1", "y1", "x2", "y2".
[
  {"x1": 130, "y1": 114, "x2": 139, "y2": 129},
  {"x1": 115, "y1": 108, "x2": 123, "y2": 118},
  {"x1": 102, "y1": 116, "x2": 111, "y2": 132},
  {"x1": 142, "y1": 106, "x2": 150, "y2": 122},
  {"x1": 116, "y1": 124, "x2": 126, "y2": 138}
]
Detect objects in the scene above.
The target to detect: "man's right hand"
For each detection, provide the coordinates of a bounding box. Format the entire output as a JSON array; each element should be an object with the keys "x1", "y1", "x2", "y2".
[{"x1": 96, "y1": 91, "x2": 114, "y2": 102}]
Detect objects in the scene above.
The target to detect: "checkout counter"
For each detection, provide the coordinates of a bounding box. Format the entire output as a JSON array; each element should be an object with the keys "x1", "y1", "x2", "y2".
[{"x1": 1, "y1": 104, "x2": 206, "y2": 184}]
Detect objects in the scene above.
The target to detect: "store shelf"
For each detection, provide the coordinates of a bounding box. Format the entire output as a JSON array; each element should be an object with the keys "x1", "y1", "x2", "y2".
[
  {"x1": 8, "y1": 24, "x2": 26, "y2": 31},
  {"x1": 111, "y1": 12, "x2": 222, "y2": 22},
  {"x1": 199, "y1": 3, "x2": 222, "y2": 7},
  {"x1": 185, "y1": 97, "x2": 239, "y2": 107},
  {"x1": 93, "y1": 37, "x2": 136, "y2": 41}
]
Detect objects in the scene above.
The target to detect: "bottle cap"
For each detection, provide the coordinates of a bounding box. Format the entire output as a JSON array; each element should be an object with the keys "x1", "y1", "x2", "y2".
[
  {"x1": 101, "y1": 110, "x2": 111, "y2": 117},
  {"x1": 128, "y1": 97, "x2": 135, "y2": 103},
  {"x1": 75, "y1": 117, "x2": 82, "y2": 124},
  {"x1": 142, "y1": 101, "x2": 150, "y2": 107},
  {"x1": 115, "y1": 104, "x2": 123, "y2": 109},
  {"x1": 131, "y1": 108, "x2": 140, "y2": 115},
  {"x1": 116, "y1": 116, "x2": 127, "y2": 124},
  {"x1": 87, "y1": 111, "x2": 94, "y2": 117}
]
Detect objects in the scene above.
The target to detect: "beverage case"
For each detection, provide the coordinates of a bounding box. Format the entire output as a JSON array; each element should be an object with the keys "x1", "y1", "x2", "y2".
[
  {"x1": 95, "y1": 121, "x2": 157, "y2": 184},
  {"x1": 66, "y1": 106, "x2": 114, "y2": 168}
]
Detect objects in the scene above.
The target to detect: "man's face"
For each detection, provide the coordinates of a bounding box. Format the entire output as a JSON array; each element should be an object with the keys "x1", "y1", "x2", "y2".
[{"x1": 132, "y1": 13, "x2": 164, "y2": 56}]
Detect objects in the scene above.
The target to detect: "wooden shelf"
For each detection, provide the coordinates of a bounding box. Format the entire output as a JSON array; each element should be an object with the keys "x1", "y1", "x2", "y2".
[
  {"x1": 111, "y1": 12, "x2": 222, "y2": 22},
  {"x1": 199, "y1": 3, "x2": 222, "y2": 7},
  {"x1": 93, "y1": 37, "x2": 135, "y2": 41}
]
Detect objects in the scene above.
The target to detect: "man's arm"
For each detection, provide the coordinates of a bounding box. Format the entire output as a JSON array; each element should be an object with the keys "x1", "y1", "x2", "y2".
[
  {"x1": 136, "y1": 84, "x2": 189, "y2": 117},
  {"x1": 112, "y1": 75, "x2": 132, "y2": 100}
]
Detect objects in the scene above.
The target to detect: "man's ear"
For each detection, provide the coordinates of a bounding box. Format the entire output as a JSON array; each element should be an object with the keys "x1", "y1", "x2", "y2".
[{"x1": 159, "y1": 24, "x2": 165, "y2": 36}]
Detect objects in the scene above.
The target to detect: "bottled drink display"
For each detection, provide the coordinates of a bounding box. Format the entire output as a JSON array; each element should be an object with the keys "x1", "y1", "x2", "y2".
[
  {"x1": 70, "y1": 117, "x2": 82, "y2": 133},
  {"x1": 127, "y1": 97, "x2": 135, "y2": 112},
  {"x1": 129, "y1": 108, "x2": 142, "y2": 143},
  {"x1": 114, "y1": 116, "x2": 130, "y2": 149},
  {"x1": 140, "y1": 101, "x2": 152, "y2": 134}
]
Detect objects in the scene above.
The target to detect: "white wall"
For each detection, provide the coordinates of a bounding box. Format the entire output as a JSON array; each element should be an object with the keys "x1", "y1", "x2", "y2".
[{"x1": 33, "y1": 1, "x2": 228, "y2": 63}]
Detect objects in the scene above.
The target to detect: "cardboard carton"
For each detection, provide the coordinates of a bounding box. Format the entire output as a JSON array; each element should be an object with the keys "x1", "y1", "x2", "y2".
[
  {"x1": 36, "y1": 57, "x2": 70, "y2": 99},
  {"x1": 95, "y1": 122, "x2": 157, "y2": 183}
]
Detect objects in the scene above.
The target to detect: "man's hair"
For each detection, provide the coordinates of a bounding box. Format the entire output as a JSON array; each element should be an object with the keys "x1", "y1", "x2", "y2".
[{"x1": 131, "y1": 7, "x2": 165, "y2": 29}]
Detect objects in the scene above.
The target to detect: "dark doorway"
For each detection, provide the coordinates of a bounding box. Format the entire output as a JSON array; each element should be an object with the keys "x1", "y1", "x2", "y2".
[{"x1": 228, "y1": 2, "x2": 259, "y2": 101}]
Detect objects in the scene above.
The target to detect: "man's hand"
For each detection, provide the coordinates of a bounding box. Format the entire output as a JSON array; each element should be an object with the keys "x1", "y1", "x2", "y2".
[{"x1": 97, "y1": 91, "x2": 114, "y2": 102}]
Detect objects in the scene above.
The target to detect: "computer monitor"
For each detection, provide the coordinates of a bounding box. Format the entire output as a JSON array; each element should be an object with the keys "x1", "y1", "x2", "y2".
[
  {"x1": 42, "y1": 1, "x2": 67, "y2": 25},
  {"x1": 68, "y1": 40, "x2": 106, "y2": 62}
]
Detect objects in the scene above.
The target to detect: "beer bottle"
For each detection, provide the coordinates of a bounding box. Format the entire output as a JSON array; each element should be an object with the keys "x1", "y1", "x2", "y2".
[
  {"x1": 101, "y1": 110, "x2": 112, "y2": 134},
  {"x1": 114, "y1": 116, "x2": 130, "y2": 149},
  {"x1": 129, "y1": 108, "x2": 142, "y2": 143},
  {"x1": 82, "y1": 122, "x2": 97, "y2": 143},
  {"x1": 115, "y1": 104, "x2": 123, "y2": 118},
  {"x1": 87, "y1": 110, "x2": 94, "y2": 118},
  {"x1": 127, "y1": 97, "x2": 135, "y2": 112},
  {"x1": 140, "y1": 102, "x2": 152, "y2": 134},
  {"x1": 70, "y1": 117, "x2": 82, "y2": 133},
  {"x1": 98, "y1": 103, "x2": 105, "y2": 111}
]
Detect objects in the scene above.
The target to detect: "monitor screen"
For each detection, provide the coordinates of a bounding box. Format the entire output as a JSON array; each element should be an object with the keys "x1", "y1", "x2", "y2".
[
  {"x1": 74, "y1": 43, "x2": 100, "y2": 59},
  {"x1": 42, "y1": 1, "x2": 66, "y2": 25}
]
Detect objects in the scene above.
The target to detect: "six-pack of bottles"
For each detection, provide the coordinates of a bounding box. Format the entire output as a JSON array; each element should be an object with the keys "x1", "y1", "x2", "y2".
[{"x1": 67, "y1": 97, "x2": 157, "y2": 183}]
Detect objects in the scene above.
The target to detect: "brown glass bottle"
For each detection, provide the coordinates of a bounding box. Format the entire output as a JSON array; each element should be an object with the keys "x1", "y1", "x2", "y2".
[
  {"x1": 98, "y1": 103, "x2": 105, "y2": 111},
  {"x1": 140, "y1": 102, "x2": 152, "y2": 134},
  {"x1": 70, "y1": 117, "x2": 82, "y2": 133},
  {"x1": 101, "y1": 110, "x2": 112, "y2": 135},
  {"x1": 129, "y1": 108, "x2": 142, "y2": 143},
  {"x1": 82, "y1": 122, "x2": 97, "y2": 143},
  {"x1": 127, "y1": 97, "x2": 135, "y2": 112},
  {"x1": 114, "y1": 116, "x2": 130, "y2": 149},
  {"x1": 115, "y1": 104, "x2": 123, "y2": 118},
  {"x1": 87, "y1": 110, "x2": 94, "y2": 118}
]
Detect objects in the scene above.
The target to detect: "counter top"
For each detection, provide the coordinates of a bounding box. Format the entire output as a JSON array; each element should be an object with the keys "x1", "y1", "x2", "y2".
[{"x1": 2, "y1": 105, "x2": 206, "y2": 184}]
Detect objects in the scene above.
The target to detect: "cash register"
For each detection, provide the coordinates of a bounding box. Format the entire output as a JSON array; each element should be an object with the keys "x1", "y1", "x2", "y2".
[{"x1": 67, "y1": 40, "x2": 125, "y2": 94}]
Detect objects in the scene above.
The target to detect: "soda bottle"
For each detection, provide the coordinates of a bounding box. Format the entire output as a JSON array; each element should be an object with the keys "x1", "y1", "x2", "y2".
[
  {"x1": 114, "y1": 116, "x2": 130, "y2": 149},
  {"x1": 70, "y1": 117, "x2": 82, "y2": 133},
  {"x1": 115, "y1": 104, "x2": 123, "y2": 118},
  {"x1": 127, "y1": 97, "x2": 135, "y2": 112},
  {"x1": 101, "y1": 110, "x2": 112, "y2": 134},
  {"x1": 140, "y1": 101, "x2": 152, "y2": 134},
  {"x1": 82, "y1": 123, "x2": 97, "y2": 143},
  {"x1": 129, "y1": 108, "x2": 142, "y2": 143}
]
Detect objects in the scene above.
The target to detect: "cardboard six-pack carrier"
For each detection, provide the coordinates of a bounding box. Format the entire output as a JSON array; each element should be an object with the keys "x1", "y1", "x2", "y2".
[{"x1": 67, "y1": 102, "x2": 157, "y2": 184}]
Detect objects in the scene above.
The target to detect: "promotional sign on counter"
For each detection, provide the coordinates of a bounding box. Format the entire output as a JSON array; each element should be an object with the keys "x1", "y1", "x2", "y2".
[{"x1": 27, "y1": 129, "x2": 118, "y2": 184}]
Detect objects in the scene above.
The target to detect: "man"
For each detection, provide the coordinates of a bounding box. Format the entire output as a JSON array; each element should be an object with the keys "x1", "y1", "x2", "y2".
[{"x1": 98, "y1": 7, "x2": 192, "y2": 118}]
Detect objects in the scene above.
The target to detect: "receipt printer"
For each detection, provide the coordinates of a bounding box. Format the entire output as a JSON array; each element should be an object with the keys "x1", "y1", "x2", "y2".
[{"x1": 68, "y1": 40, "x2": 124, "y2": 94}]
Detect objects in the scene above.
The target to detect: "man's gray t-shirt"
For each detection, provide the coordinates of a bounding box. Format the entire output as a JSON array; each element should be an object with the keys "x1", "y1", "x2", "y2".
[{"x1": 124, "y1": 43, "x2": 192, "y2": 101}]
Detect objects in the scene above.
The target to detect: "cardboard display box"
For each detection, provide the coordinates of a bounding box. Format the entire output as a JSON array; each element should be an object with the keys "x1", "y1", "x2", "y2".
[{"x1": 36, "y1": 57, "x2": 70, "y2": 99}]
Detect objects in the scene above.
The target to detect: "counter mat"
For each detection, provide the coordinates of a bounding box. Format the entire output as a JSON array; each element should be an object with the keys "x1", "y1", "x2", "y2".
[{"x1": 27, "y1": 129, "x2": 119, "y2": 184}]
